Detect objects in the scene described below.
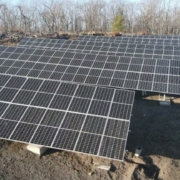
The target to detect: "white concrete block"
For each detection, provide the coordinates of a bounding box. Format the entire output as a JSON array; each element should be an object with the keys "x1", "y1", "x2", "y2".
[
  {"x1": 27, "y1": 144, "x2": 48, "y2": 155},
  {"x1": 97, "y1": 165, "x2": 111, "y2": 171},
  {"x1": 159, "y1": 101, "x2": 171, "y2": 106}
]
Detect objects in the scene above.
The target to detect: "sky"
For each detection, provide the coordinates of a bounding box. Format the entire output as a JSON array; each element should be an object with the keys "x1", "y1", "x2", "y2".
[
  {"x1": 5, "y1": 0, "x2": 141, "y2": 5},
  {"x1": 1, "y1": 0, "x2": 28, "y2": 5}
]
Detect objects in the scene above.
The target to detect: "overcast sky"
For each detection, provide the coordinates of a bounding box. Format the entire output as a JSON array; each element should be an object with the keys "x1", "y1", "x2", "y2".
[{"x1": 5, "y1": 0, "x2": 141, "y2": 5}]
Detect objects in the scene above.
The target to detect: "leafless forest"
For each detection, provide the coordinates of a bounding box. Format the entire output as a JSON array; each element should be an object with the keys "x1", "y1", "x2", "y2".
[{"x1": 0, "y1": 0, "x2": 180, "y2": 35}]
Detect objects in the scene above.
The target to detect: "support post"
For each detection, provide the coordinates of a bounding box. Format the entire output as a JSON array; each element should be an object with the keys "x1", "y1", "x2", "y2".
[
  {"x1": 142, "y1": 91, "x2": 147, "y2": 96},
  {"x1": 134, "y1": 146, "x2": 143, "y2": 157},
  {"x1": 163, "y1": 94, "x2": 166, "y2": 101}
]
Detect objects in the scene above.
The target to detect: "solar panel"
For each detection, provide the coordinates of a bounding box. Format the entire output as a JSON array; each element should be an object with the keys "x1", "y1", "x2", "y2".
[
  {"x1": 0, "y1": 46, "x2": 180, "y2": 95},
  {"x1": 17, "y1": 38, "x2": 180, "y2": 59},
  {"x1": 122, "y1": 35, "x2": 180, "y2": 39},
  {"x1": 79, "y1": 35, "x2": 180, "y2": 40},
  {"x1": 0, "y1": 74, "x2": 135, "y2": 161},
  {"x1": 18, "y1": 37, "x2": 66, "y2": 47},
  {"x1": 78, "y1": 35, "x2": 180, "y2": 45}
]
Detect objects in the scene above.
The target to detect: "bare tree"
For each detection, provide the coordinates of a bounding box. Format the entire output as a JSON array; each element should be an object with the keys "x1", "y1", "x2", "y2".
[{"x1": 1, "y1": 0, "x2": 180, "y2": 35}]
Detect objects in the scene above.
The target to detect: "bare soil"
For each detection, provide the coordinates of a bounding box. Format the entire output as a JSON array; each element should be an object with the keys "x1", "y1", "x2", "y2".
[{"x1": 0, "y1": 92, "x2": 180, "y2": 180}]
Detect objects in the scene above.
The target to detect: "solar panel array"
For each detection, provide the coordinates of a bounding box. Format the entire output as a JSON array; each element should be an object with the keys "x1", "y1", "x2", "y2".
[
  {"x1": 1, "y1": 33, "x2": 179, "y2": 161},
  {"x1": 78, "y1": 35, "x2": 180, "y2": 45},
  {"x1": 19, "y1": 38, "x2": 65, "y2": 48},
  {"x1": 18, "y1": 38, "x2": 180, "y2": 60},
  {"x1": 0, "y1": 46, "x2": 180, "y2": 94},
  {"x1": 0, "y1": 74, "x2": 134, "y2": 160},
  {"x1": 121, "y1": 35, "x2": 180, "y2": 39},
  {"x1": 79, "y1": 35, "x2": 180, "y2": 40}
]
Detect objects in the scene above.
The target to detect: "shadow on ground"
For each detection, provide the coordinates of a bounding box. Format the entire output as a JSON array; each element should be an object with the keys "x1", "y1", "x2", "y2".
[
  {"x1": 43, "y1": 148, "x2": 61, "y2": 156},
  {"x1": 126, "y1": 91, "x2": 180, "y2": 160},
  {"x1": 124, "y1": 154, "x2": 160, "y2": 179}
]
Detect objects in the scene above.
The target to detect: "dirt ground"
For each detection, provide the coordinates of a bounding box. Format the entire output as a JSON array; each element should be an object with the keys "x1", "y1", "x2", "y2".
[{"x1": 0, "y1": 92, "x2": 180, "y2": 180}]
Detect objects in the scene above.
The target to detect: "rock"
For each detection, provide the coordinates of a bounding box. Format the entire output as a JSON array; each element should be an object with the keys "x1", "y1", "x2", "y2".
[{"x1": 88, "y1": 172, "x2": 94, "y2": 176}]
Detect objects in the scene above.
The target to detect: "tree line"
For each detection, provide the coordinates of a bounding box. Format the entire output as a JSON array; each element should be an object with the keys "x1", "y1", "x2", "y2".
[{"x1": 0, "y1": 0, "x2": 180, "y2": 35}]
